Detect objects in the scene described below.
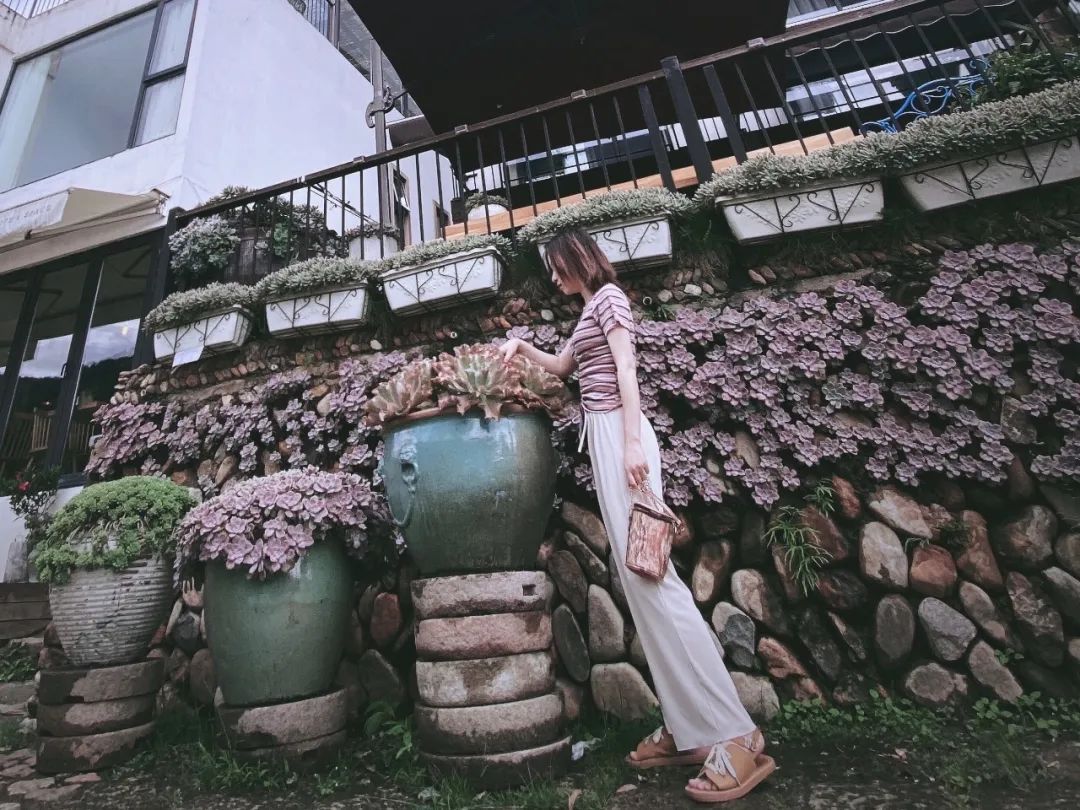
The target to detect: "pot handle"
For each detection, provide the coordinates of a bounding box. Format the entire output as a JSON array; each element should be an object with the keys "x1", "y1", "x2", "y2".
[{"x1": 387, "y1": 439, "x2": 417, "y2": 529}]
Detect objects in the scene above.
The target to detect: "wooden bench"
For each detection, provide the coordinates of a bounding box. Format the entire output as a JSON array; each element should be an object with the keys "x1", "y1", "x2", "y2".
[{"x1": 444, "y1": 128, "x2": 857, "y2": 239}]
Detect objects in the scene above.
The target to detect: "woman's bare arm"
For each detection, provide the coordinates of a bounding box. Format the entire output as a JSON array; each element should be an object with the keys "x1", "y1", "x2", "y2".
[
  {"x1": 501, "y1": 338, "x2": 576, "y2": 379},
  {"x1": 607, "y1": 326, "x2": 648, "y2": 488}
]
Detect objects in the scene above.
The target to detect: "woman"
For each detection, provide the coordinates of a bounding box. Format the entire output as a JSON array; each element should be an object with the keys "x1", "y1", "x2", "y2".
[{"x1": 501, "y1": 230, "x2": 775, "y2": 804}]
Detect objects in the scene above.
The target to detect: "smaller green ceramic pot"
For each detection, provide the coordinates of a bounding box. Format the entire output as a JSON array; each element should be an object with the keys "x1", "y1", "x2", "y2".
[{"x1": 204, "y1": 539, "x2": 352, "y2": 707}]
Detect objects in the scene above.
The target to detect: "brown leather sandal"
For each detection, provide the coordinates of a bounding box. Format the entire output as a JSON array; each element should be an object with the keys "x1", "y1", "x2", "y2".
[
  {"x1": 626, "y1": 727, "x2": 711, "y2": 769},
  {"x1": 627, "y1": 727, "x2": 765, "y2": 770},
  {"x1": 684, "y1": 736, "x2": 776, "y2": 803}
]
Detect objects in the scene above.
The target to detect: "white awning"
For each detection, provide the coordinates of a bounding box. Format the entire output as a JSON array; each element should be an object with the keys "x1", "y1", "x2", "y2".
[{"x1": 0, "y1": 188, "x2": 167, "y2": 275}]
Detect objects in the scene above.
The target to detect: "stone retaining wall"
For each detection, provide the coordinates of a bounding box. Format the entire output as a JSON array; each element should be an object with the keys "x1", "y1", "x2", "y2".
[{"x1": 51, "y1": 186, "x2": 1080, "y2": 726}]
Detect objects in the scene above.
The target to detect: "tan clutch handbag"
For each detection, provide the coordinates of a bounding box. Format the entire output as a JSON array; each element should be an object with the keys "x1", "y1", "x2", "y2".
[{"x1": 625, "y1": 482, "x2": 685, "y2": 581}]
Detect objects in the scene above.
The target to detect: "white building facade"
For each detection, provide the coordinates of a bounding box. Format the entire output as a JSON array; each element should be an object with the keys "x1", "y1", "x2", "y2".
[{"x1": 0, "y1": 0, "x2": 442, "y2": 580}]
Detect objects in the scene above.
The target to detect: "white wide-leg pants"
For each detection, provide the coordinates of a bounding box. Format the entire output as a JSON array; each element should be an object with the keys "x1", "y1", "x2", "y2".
[{"x1": 583, "y1": 407, "x2": 757, "y2": 751}]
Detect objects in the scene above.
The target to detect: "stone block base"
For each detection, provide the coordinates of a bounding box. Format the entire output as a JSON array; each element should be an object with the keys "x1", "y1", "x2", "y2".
[
  {"x1": 232, "y1": 729, "x2": 347, "y2": 765},
  {"x1": 412, "y1": 571, "x2": 555, "y2": 619},
  {"x1": 416, "y1": 692, "x2": 563, "y2": 755},
  {"x1": 37, "y1": 659, "x2": 164, "y2": 705},
  {"x1": 36, "y1": 660, "x2": 165, "y2": 773},
  {"x1": 422, "y1": 735, "x2": 572, "y2": 790},
  {"x1": 37, "y1": 694, "x2": 155, "y2": 736},
  {"x1": 217, "y1": 689, "x2": 347, "y2": 751},
  {"x1": 415, "y1": 611, "x2": 553, "y2": 661},
  {"x1": 416, "y1": 650, "x2": 555, "y2": 708},
  {"x1": 36, "y1": 722, "x2": 154, "y2": 774}
]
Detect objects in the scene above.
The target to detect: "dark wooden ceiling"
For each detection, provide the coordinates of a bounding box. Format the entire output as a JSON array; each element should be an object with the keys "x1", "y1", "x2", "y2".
[{"x1": 349, "y1": 0, "x2": 790, "y2": 133}]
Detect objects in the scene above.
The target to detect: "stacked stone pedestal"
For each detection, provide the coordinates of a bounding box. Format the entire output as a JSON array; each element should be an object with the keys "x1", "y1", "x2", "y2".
[
  {"x1": 35, "y1": 659, "x2": 164, "y2": 774},
  {"x1": 216, "y1": 688, "x2": 347, "y2": 764},
  {"x1": 411, "y1": 571, "x2": 571, "y2": 789}
]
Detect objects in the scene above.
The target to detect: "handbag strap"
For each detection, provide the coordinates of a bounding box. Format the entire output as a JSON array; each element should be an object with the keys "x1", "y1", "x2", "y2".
[{"x1": 631, "y1": 481, "x2": 678, "y2": 523}]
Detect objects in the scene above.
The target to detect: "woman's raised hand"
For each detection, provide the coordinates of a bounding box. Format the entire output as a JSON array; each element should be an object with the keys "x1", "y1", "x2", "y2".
[{"x1": 499, "y1": 338, "x2": 523, "y2": 363}]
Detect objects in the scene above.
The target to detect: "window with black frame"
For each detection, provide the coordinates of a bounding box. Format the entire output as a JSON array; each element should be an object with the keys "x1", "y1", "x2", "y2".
[
  {"x1": 0, "y1": 0, "x2": 197, "y2": 191},
  {"x1": 0, "y1": 265, "x2": 88, "y2": 478},
  {"x1": 0, "y1": 238, "x2": 156, "y2": 482}
]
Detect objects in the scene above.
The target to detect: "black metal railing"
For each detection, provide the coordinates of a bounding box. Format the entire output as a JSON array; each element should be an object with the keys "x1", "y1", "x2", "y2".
[
  {"x1": 169, "y1": 0, "x2": 1080, "y2": 291},
  {"x1": 1, "y1": 0, "x2": 73, "y2": 17},
  {"x1": 293, "y1": 0, "x2": 341, "y2": 46}
]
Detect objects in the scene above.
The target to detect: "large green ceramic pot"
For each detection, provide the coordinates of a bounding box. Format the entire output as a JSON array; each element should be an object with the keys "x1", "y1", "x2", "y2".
[
  {"x1": 382, "y1": 410, "x2": 556, "y2": 575},
  {"x1": 204, "y1": 539, "x2": 352, "y2": 707}
]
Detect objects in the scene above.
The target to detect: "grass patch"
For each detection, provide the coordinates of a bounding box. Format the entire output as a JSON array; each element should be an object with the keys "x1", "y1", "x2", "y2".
[
  {"x1": 115, "y1": 699, "x2": 657, "y2": 809},
  {"x1": 107, "y1": 694, "x2": 1080, "y2": 809},
  {"x1": 771, "y1": 692, "x2": 1080, "y2": 807}
]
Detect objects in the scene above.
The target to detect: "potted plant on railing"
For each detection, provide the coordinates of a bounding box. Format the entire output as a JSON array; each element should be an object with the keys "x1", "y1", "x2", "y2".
[
  {"x1": 168, "y1": 216, "x2": 240, "y2": 290},
  {"x1": 174, "y1": 468, "x2": 378, "y2": 706},
  {"x1": 378, "y1": 234, "x2": 512, "y2": 316},
  {"x1": 365, "y1": 343, "x2": 567, "y2": 575},
  {"x1": 255, "y1": 257, "x2": 377, "y2": 338},
  {"x1": 29, "y1": 477, "x2": 195, "y2": 666},
  {"x1": 343, "y1": 221, "x2": 400, "y2": 260},
  {"x1": 145, "y1": 282, "x2": 258, "y2": 365},
  {"x1": 517, "y1": 187, "x2": 691, "y2": 269},
  {"x1": 692, "y1": 137, "x2": 890, "y2": 244},
  {"x1": 464, "y1": 191, "x2": 511, "y2": 221},
  {"x1": 694, "y1": 79, "x2": 1080, "y2": 229},
  {"x1": 203, "y1": 186, "x2": 338, "y2": 282},
  {"x1": 891, "y1": 78, "x2": 1080, "y2": 211}
]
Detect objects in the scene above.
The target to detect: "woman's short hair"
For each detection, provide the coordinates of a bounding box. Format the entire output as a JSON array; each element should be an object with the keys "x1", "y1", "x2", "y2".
[{"x1": 543, "y1": 229, "x2": 618, "y2": 293}]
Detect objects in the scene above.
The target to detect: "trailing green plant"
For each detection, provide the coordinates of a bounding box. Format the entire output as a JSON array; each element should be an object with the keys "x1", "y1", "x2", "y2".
[
  {"x1": 974, "y1": 38, "x2": 1080, "y2": 104},
  {"x1": 763, "y1": 504, "x2": 832, "y2": 594},
  {"x1": 363, "y1": 701, "x2": 417, "y2": 766},
  {"x1": 694, "y1": 79, "x2": 1080, "y2": 199},
  {"x1": 464, "y1": 191, "x2": 510, "y2": 212},
  {"x1": 694, "y1": 134, "x2": 898, "y2": 199},
  {"x1": 804, "y1": 480, "x2": 836, "y2": 516},
  {"x1": 890, "y1": 78, "x2": 1080, "y2": 168},
  {"x1": 342, "y1": 221, "x2": 400, "y2": 242},
  {"x1": 0, "y1": 465, "x2": 58, "y2": 554},
  {"x1": 168, "y1": 216, "x2": 240, "y2": 289},
  {"x1": 29, "y1": 477, "x2": 196, "y2": 585},
  {"x1": 994, "y1": 647, "x2": 1025, "y2": 666},
  {"x1": 143, "y1": 282, "x2": 259, "y2": 333},
  {"x1": 376, "y1": 233, "x2": 512, "y2": 274},
  {"x1": 364, "y1": 344, "x2": 568, "y2": 425},
  {"x1": 254, "y1": 257, "x2": 377, "y2": 301},
  {"x1": 517, "y1": 187, "x2": 693, "y2": 244},
  {"x1": 0, "y1": 643, "x2": 37, "y2": 682}
]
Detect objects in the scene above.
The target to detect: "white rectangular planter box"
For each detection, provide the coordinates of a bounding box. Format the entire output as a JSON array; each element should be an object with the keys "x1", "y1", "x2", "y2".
[
  {"x1": 349, "y1": 234, "x2": 398, "y2": 261},
  {"x1": 152, "y1": 306, "x2": 254, "y2": 365},
  {"x1": 900, "y1": 137, "x2": 1080, "y2": 211},
  {"x1": 264, "y1": 283, "x2": 370, "y2": 338},
  {"x1": 537, "y1": 215, "x2": 673, "y2": 271},
  {"x1": 382, "y1": 246, "x2": 504, "y2": 316},
  {"x1": 716, "y1": 178, "x2": 884, "y2": 244}
]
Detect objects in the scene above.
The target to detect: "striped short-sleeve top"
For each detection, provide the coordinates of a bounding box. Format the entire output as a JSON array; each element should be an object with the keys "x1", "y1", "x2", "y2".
[{"x1": 570, "y1": 283, "x2": 636, "y2": 412}]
